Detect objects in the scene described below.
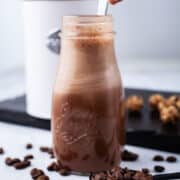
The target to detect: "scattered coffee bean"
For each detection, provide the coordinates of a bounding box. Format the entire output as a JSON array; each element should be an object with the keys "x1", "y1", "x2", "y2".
[
  {"x1": 47, "y1": 162, "x2": 59, "y2": 171},
  {"x1": 121, "y1": 149, "x2": 139, "y2": 161},
  {"x1": 154, "y1": 165, "x2": 165, "y2": 173},
  {"x1": 5, "y1": 157, "x2": 21, "y2": 166},
  {"x1": 24, "y1": 154, "x2": 34, "y2": 161},
  {"x1": 14, "y1": 160, "x2": 31, "y2": 169},
  {"x1": 142, "y1": 168, "x2": 150, "y2": 174},
  {"x1": 26, "y1": 143, "x2": 33, "y2": 149},
  {"x1": 36, "y1": 175, "x2": 49, "y2": 180},
  {"x1": 90, "y1": 167, "x2": 152, "y2": 180},
  {"x1": 50, "y1": 154, "x2": 55, "y2": 159},
  {"x1": 59, "y1": 168, "x2": 71, "y2": 176},
  {"x1": 153, "y1": 155, "x2": 164, "y2": 162},
  {"x1": 166, "y1": 156, "x2": 177, "y2": 163},
  {"x1": 31, "y1": 168, "x2": 44, "y2": 179},
  {"x1": 0, "y1": 148, "x2": 4, "y2": 154},
  {"x1": 39, "y1": 146, "x2": 50, "y2": 153}
]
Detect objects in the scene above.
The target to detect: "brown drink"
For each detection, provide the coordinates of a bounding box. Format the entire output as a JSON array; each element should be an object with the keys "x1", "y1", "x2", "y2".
[{"x1": 52, "y1": 16, "x2": 125, "y2": 173}]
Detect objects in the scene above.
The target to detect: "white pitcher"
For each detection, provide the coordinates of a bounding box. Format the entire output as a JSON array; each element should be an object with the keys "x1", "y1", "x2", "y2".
[{"x1": 23, "y1": 0, "x2": 98, "y2": 119}]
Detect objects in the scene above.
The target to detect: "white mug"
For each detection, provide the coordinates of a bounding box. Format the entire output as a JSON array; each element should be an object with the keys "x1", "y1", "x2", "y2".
[{"x1": 23, "y1": 0, "x2": 98, "y2": 119}]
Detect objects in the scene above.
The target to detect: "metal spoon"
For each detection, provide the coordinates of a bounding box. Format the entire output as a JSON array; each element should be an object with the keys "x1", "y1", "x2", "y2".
[{"x1": 97, "y1": 0, "x2": 109, "y2": 15}]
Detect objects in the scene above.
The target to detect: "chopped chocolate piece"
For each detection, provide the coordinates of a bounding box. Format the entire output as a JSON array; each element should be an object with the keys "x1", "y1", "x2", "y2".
[
  {"x1": 0, "y1": 148, "x2": 4, "y2": 154},
  {"x1": 47, "y1": 162, "x2": 59, "y2": 171},
  {"x1": 24, "y1": 154, "x2": 34, "y2": 161},
  {"x1": 59, "y1": 168, "x2": 71, "y2": 176},
  {"x1": 166, "y1": 156, "x2": 177, "y2": 163},
  {"x1": 31, "y1": 168, "x2": 44, "y2": 179},
  {"x1": 5, "y1": 158, "x2": 21, "y2": 166},
  {"x1": 153, "y1": 155, "x2": 164, "y2": 162},
  {"x1": 36, "y1": 175, "x2": 49, "y2": 180},
  {"x1": 142, "y1": 168, "x2": 149, "y2": 174},
  {"x1": 154, "y1": 165, "x2": 165, "y2": 173},
  {"x1": 14, "y1": 160, "x2": 31, "y2": 169},
  {"x1": 121, "y1": 150, "x2": 139, "y2": 161},
  {"x1": 26, "y1": 143, "x2": 33, "y2": 149}
]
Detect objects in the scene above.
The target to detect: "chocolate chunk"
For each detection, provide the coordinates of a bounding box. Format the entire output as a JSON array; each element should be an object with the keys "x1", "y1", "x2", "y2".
[
  {"x1": 24, "y1": 154, "x2": 34, "y2": 161},
  {"x1": 121, "y1": 150, "x2": 139, "y2": 161},
  {"x1": 14, "y1": 160, "x2": 31, "y2": 169},
  {"x1": 0, "y1": 148, "x2": 4, "y2": 154},
  {"x1": 166, "y1": 156, "x2": 177, "y2": 163},
  {"x1": 5, "y1": 157, "x2": 21, "y2": 166},
  {"x1": 47, "y1": 162, "x2": 59, "y2": 171},
  {"x1": 154, "y1": 165, "x2": 165, "y2": 173},
  {"x1": 36, "y1": 175, "x2": 49, "y2": 180},
  {"x1": 59, "y1": 168, "x2": 71, "y2": 176},
  {"x1": 153, "y1": 155, "x2": 164, "y2": 162},
  {"x1": 31, "y1": 168, "x2": 44, "y2": 179},
  {"x1": 26, "y1": 143, "x2": 33, "y2": 149}
]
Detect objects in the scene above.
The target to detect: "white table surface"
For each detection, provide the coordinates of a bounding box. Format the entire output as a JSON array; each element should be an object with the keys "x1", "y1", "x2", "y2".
[{"x1": 0, "y1": 122, "x2": 179, "y2": 180}]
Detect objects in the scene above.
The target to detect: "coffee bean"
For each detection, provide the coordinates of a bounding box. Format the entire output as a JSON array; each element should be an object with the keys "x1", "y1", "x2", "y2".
[
  {"x1": 31, "y1": 168, "x2": 44, "y2": 179},
  {"x1": 59, "y1": 168, "x2": 71, "y2": 176},
  {"x1": 26, "y1": 143, "x2": 33, "y2": 149},
  {"x1": 153, "y1": 155, "x2": 164, "y2": 162},
  {"x1": 14, "y1": 160, "x2": 31, "y2": 169},
  {"x1": 154, "y1": 165, "x2": 165, "y2": 173},
  {"x1": 24, "y1": 154, "x2": 34, "y2": 161},
  {"x1": 5, "y1": 157, "x2": 21, "y2": 166},
  {"x1": 166, "y1": 156, "x2": 177, "y2": 163},
  {"x1": 0, "y1": 148, "x2": 4, "y2": 154},
  {"x1": 121, "y1": 150, "x2": 139, "y2": 161},
  {"x1": 142, "y1": 168, "x2": 149, "y2": 174},
  {"x1": 47, "y1": 162, "x2": 59, "y2": 171},
  {"x1": 39, "y1": 146, "x2": 50, "y2": 153},
  {"x1": 36, "y1": 175, "x2": 49, "y2": 180},
  {"x1": 90, "y1": 167, "x2": 153, "y2": 180}
]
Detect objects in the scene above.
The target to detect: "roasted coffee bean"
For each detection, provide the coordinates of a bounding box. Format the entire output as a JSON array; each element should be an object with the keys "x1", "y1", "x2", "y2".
[
  {"x1": 121, "y1": 150, "x2": 139, "y2": 161},
  {"x1": 26, "y1": 143, "x2": 33, "y2": 149},
  {"x1": 50, "y1": 154, "x2": 55, "y2": 159},
  {"x1": 0, "y1": 148, "x2": 4, "y2": 154},
  {"x1": 153, "y1": 155, "x2": 164, "y2": 162},
  {"x1": 14, "y1": 160, "x2": 31, "y2": 169},
  {"x1": 142, "y1": 168, "x2": 149, "y2": 174},
  {"x1": 166, "y1": 156, "x2": 177, "y2": 163},
  {"x1": 24, "y1": 154, "x2": 34, "y2": 161},
  {"x1": 39, "y1": 146, "x2": 50, "y2": 153},
  {"x1": 59, "y1": 168, "x2": 71, "y2": 176},
  {"x1": 154, "y1": 165, "x2": 165, "y2": 173},
  {"x1": 47, "y1": 162, "x2": 59, "y2": 171},
  {"x1": 31, "y1": 168, "x2": 44, "y2": 179},
  {"x1": 36, "y1": 175, "x2": 49, "y2": 180},
  {"x1": 5, "y1": 158, "x2": 21, "y2": 166},
  {"x1": 90, "y1": 167, "x2": 153, "y2": 180}
]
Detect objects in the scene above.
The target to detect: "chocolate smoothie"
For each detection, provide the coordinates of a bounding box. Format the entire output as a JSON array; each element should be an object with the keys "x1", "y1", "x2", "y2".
[{"x1": 52, "y1": 16, "x2": 125, "y2": 173}]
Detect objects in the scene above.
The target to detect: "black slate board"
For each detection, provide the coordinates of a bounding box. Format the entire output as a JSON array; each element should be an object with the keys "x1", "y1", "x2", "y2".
[{"x1": 0, "y1": 88, "x2": 179, "y2": 153}]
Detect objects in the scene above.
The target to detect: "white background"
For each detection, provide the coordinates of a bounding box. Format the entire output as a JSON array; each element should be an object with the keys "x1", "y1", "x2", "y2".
[{"x1": 0, "y1": 0, "x2": 180, "y2": 72}]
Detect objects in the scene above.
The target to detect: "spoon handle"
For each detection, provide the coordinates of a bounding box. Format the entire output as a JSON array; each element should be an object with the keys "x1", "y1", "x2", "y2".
[{"x1": 97, "y1": 0, "x2": 109, "y2": 15}]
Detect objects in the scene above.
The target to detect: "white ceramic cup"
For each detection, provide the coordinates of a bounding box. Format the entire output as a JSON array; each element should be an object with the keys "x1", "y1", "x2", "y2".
[{"x1": 23, "y1": 0, "x2": 98, "y2": 119}]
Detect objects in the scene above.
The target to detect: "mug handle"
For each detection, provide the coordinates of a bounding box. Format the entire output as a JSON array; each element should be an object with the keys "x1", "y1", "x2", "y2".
[{"x1": 46, "y1": 28, "x2": 61, "y2": 54}]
